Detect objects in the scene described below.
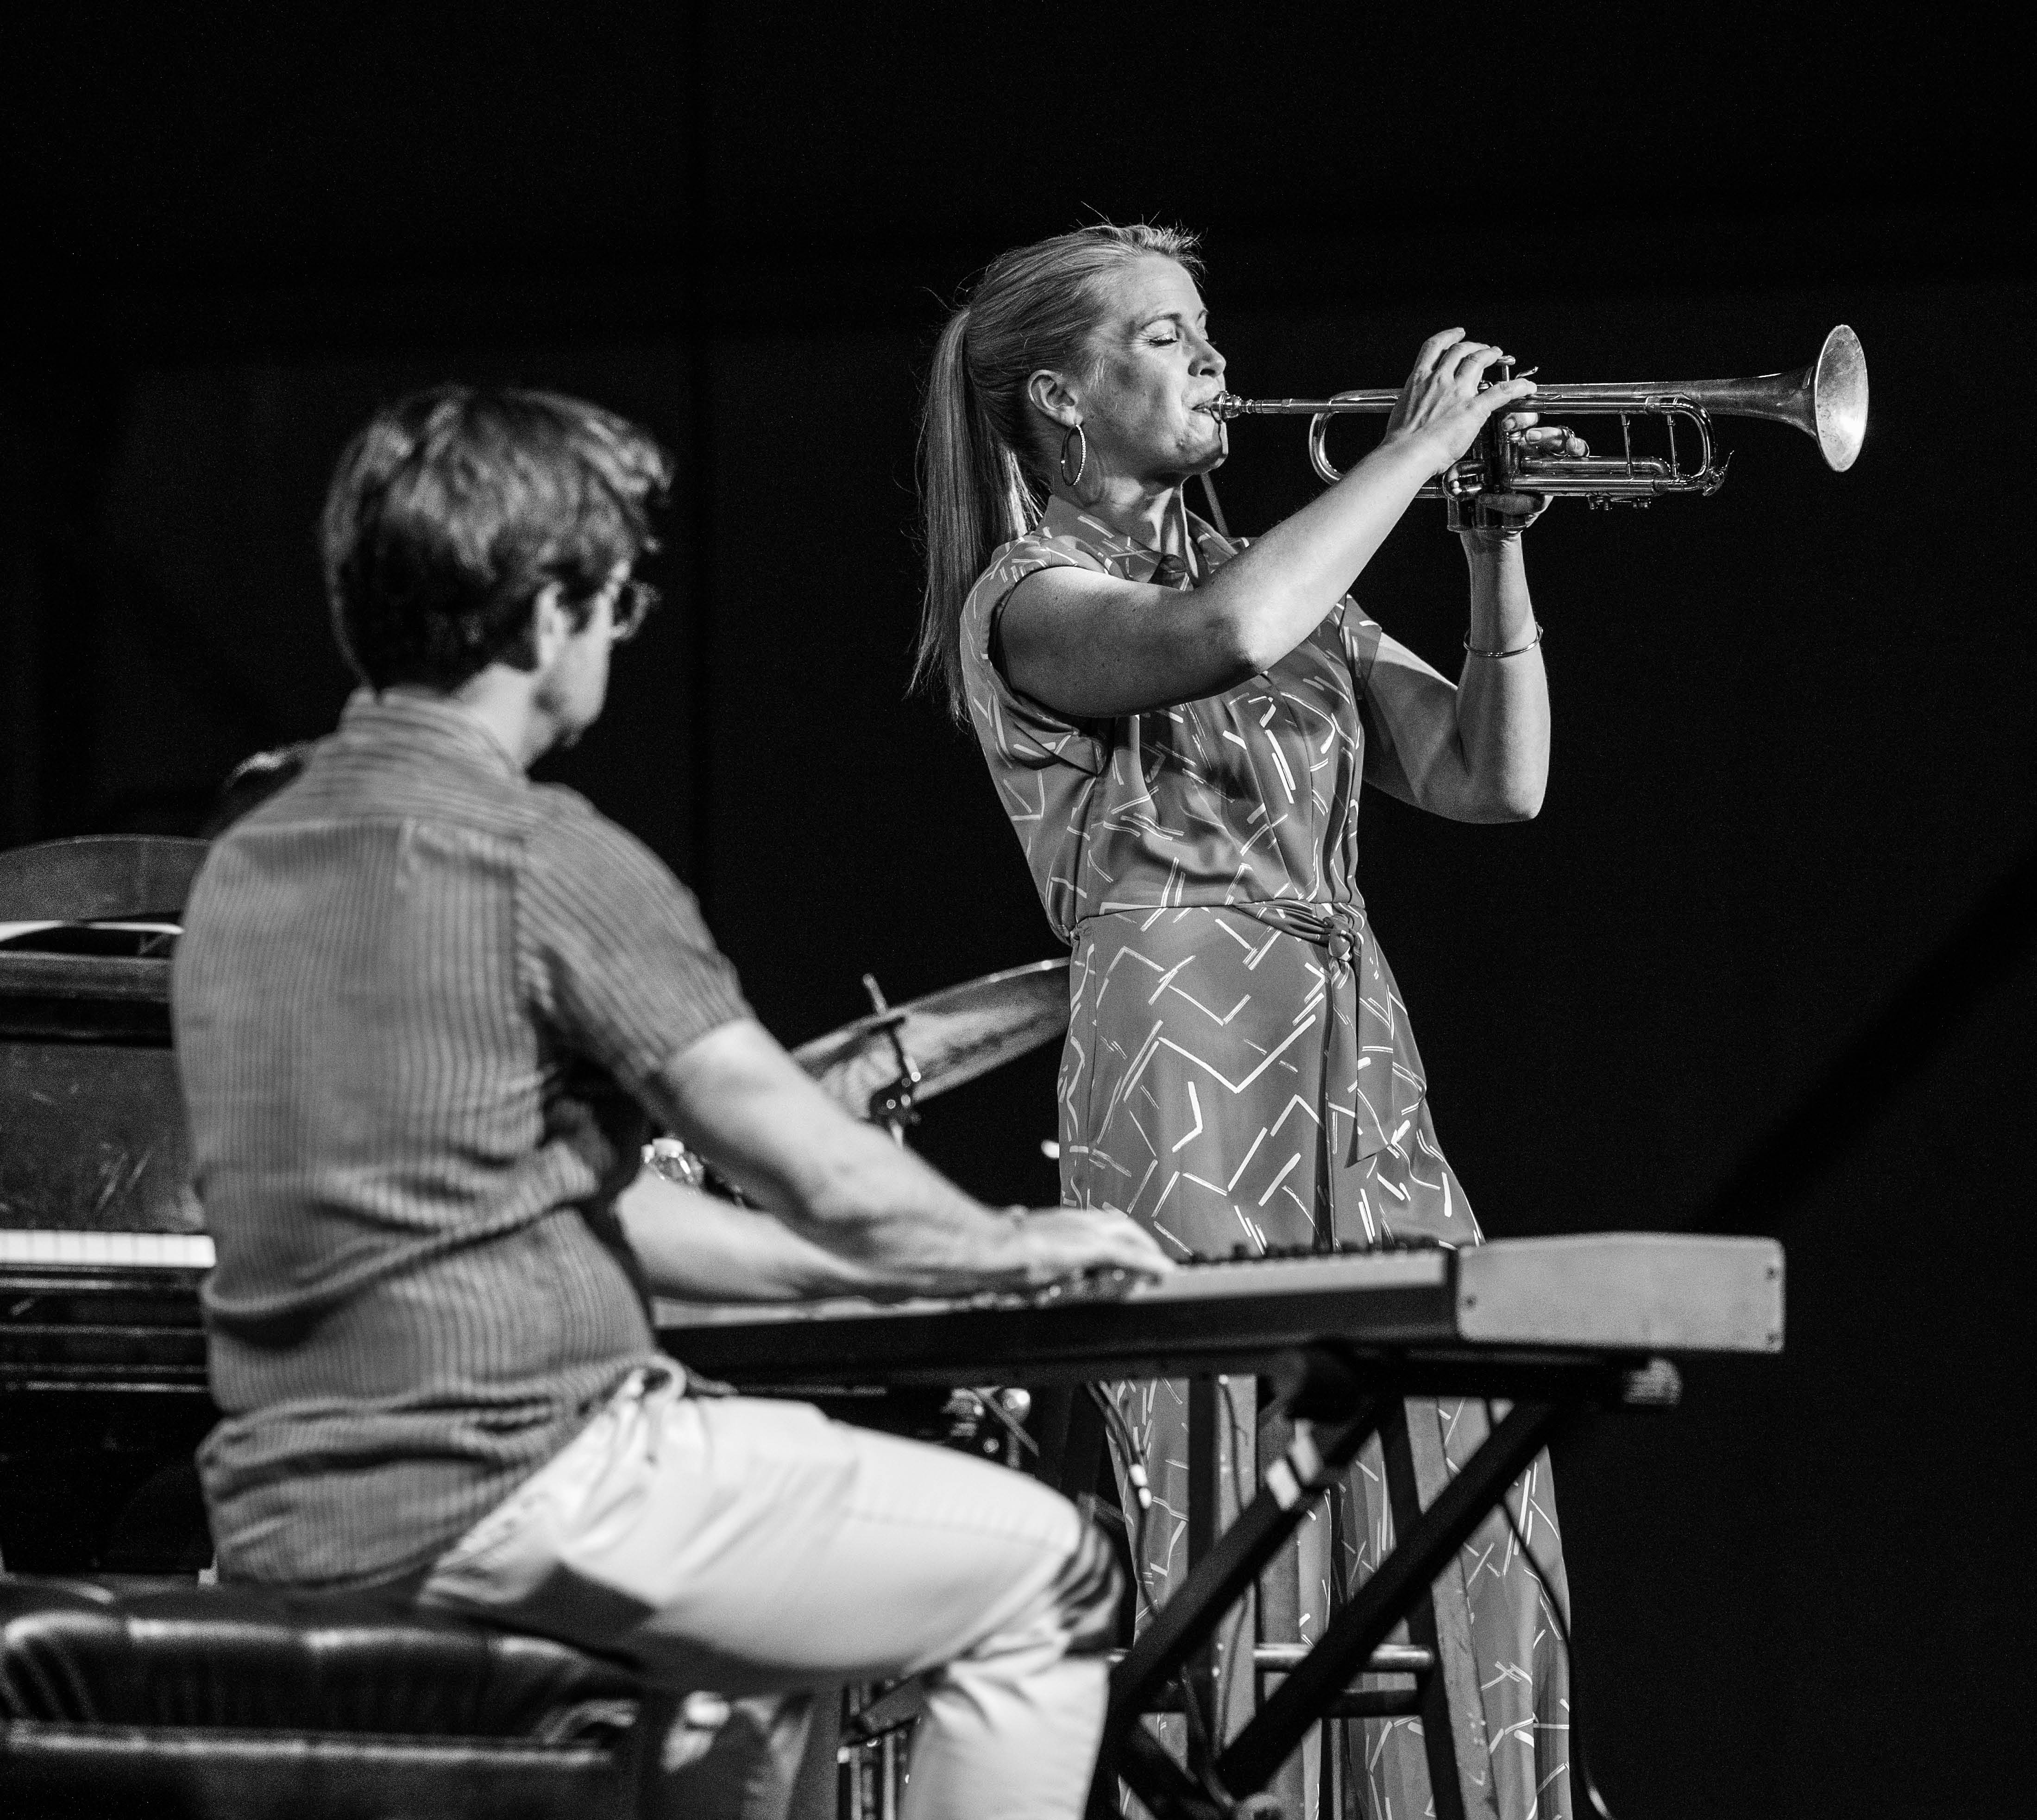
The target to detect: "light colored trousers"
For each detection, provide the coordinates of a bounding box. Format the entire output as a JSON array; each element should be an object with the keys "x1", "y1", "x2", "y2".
[{"x1": 418, "y1": 1367, "x2": 1117, "y2": 1820}]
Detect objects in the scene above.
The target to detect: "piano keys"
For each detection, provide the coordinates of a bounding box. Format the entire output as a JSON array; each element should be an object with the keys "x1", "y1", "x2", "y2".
[
  {"x1": 0, "y1": 934, "x2": 213, "y2": 1400},
  {"x1": 0, "y1": 1230, "x2": 214, "y2": 1270}
]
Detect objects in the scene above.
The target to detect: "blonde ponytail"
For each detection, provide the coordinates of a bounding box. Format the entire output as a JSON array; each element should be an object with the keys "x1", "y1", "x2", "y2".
[
  {"x1": 912, "y1": 308, "x2": 1034, "y2": 712},
  {"x1": 913, "y1": 221, "x2": 1201, "y2": 723}
]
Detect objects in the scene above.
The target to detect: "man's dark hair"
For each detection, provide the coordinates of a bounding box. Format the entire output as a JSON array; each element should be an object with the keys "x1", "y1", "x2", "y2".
[{"x1": 322, "y1": 386, "x2": 674, "y2": 690}]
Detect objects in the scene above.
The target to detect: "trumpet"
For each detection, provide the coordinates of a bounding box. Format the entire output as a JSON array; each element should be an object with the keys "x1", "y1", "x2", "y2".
[{"x1": 1203, "y1": 324, "x2": 1867, "y2": 505}]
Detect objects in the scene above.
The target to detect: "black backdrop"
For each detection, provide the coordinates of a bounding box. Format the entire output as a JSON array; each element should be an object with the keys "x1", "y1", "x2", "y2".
[{"x1": 3, "y1": 5, "x2": 2031, "y2": 1815}]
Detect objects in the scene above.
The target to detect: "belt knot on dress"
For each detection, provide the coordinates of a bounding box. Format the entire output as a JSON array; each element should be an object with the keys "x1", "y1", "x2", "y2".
[
  {"x1": 1226, "y1": 899, "x2": 1380, "y2": 1231},
  {"x1": 1233, "y1": 898, "x2": 1366, "y2": 968},
  {"x1": 1319, "y1": 905, "x2": 1361, "y2": 965}
]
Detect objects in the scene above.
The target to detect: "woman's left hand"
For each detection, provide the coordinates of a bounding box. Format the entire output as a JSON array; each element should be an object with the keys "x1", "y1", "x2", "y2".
[{"x1": 1451, "y1": 412, "x2": 1590, "y2": 535}]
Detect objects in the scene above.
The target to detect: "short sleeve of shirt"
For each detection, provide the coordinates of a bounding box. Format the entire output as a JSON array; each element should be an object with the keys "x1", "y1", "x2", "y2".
[
  {"x1": 958, "y1": 533, "x2": 1108, "y2": 779},
  {"x1": 1338, "y1": 598, "x2": 1386, "y2": 694},
  {"x1": 519, "y1": 793, "x2": 751, "y2": 1089}
]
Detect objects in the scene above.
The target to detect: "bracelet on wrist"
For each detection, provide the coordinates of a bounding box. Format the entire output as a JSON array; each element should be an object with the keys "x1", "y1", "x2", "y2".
[{"x1": 1463, "y1": 623, "x2": 1544, "y2": 660}]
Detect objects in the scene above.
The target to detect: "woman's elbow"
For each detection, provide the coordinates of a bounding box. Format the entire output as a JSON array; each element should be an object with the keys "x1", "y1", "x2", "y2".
[
  {"x1": 1180, "y1": 614, "x2": 1276, "y2": 693},
  {"x1": 1456, "y1": 771, "x2": 1546, "y2": 823},
  {"x1": 1491, "y1": 771, "x2": 1547, "y2": 822},
  {"x1": 1222, "y1": 614, "x2": 1294, "y2": 683}
]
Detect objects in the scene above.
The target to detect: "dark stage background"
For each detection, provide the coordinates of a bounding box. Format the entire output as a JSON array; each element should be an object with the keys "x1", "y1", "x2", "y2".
[{"x1": 3, "y1": 5, "x2": 2031, "y2": 1815}]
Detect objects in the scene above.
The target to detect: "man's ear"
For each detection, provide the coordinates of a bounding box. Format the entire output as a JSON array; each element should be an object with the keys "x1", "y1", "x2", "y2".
[
  {"x1": 529, "y1": 583, "x2": 569, "y2": 670},
  {"x1": 1026, "y1": 368, "x2": 1084, "y2": 430}
]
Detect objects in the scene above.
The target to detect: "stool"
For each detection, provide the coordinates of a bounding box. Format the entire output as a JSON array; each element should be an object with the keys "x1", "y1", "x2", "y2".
[{"x1": 0, "y1": 1576, "x2": 681, "y2": 1818}]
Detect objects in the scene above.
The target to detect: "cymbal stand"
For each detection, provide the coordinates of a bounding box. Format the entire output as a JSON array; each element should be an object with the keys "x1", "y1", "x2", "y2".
[{"x1": 859, "y1": 973, "x2": 922, "y2": 1143}]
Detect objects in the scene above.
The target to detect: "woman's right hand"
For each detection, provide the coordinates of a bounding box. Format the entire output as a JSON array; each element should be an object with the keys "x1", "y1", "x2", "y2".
[{"x1": 1383, "y1": 329, "x2": 1540, "y2": 475}]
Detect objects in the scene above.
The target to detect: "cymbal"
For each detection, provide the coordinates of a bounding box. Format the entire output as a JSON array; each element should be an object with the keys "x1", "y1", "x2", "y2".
[{"x1": 792, "y1": 959, "x2": 1071, "y2": 1119}]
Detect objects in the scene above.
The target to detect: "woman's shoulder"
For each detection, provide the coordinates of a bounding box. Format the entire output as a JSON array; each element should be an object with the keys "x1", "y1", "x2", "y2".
[
  {"x1": 960, "y1": 524, "x2": 1102, "y2": 641},
  {"x1": 977, "y1": 523, "x2": 1104, "y2": 590},
  {"x1": 958, "y1": 523, "x2": 1111, "y2": 772}
]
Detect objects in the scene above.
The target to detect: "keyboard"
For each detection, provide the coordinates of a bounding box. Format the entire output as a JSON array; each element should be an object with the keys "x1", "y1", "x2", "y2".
[{"x1": 655, "y1": 1232, "x2": 1784, "y2": 1389}]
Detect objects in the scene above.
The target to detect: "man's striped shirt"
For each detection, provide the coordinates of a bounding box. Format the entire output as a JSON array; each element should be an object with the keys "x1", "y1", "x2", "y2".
[{"x1": 173, "y1": 690, "x2": 748, "y2": 1588}]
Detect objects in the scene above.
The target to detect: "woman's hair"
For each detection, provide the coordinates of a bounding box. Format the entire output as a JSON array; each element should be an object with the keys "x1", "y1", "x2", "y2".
[
  {"x1": 914, "y1": 221, "x2": 1201, "y2": 721},
  {"x1": 322, "y1": 385, "x2": 673, "y2": 691}
]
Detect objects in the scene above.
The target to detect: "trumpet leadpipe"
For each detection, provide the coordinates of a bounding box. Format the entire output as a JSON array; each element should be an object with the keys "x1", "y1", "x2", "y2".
[{"x1": 1204, "y1": 391, "x2": 1399, "y2": 418}]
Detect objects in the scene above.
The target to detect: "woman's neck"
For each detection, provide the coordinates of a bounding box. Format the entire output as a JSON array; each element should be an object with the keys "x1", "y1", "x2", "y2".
[{"x1": 1048, "y1": 473, "x2": 1189, "y2": 555}]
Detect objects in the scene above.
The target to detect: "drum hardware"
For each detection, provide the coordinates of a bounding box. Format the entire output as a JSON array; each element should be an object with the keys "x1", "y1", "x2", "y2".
[
  {"x1": 791, "y1": 957, "x2": 1071, "y2": 1124},
  {"x1": 838, "y1": 1678, "x2": 915, "y2": 1820},
  {"x1": 648, "y1": 961, "x2": 1070, "y2": 1170},
  {"x1": 857, "y1": 973, "x2": 923, "y2": 1141},
  {"x1": 1204, "y1": 322, "x2": 1869, "y2": 504},
  {"x1": 940, "y1": 1385, "x2": 1036, "y2": 1466},
  {"x1": 839, "y1": 1676, "x2": 930, "y2": 1820}
]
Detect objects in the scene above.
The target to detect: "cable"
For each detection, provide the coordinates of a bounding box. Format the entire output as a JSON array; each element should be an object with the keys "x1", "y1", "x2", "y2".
[
  {"x1": 1217, "y1": 1376, "x2": 1256, "y2": 1520},
  {"x1": 1090, "y1": 1380, "x2": 1260, "y2": 1818},
  {"x1": 1484, "y1": 1403, "x2": 1618, "y2": 1820},
  {"x1": 1086, "y1": 1384, "x2": 1156, "y2": 1620},
  {"x1": 1210, "y1": 1377, "x2": 1257, "y2": 1741}
]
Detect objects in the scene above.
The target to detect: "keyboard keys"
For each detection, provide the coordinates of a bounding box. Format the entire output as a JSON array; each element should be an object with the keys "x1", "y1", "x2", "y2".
[{"x1": 0, "y1": 1228, "x2": 214, "y2": 1269}]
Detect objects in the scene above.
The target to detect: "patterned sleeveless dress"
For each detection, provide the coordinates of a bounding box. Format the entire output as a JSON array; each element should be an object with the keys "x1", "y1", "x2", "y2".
[{"x1": 960, "y1": 495, "x2": 1573, "y2": 1820}]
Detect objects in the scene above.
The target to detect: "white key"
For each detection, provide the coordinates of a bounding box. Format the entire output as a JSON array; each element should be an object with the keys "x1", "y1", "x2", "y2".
[{"x1": 0, "y1": 1228, "x2": 214, "y2": 1270}]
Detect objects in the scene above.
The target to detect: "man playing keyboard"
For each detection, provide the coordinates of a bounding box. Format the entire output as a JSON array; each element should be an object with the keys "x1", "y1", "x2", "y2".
[{"x1": 171, "y1": 385, "x2": 1170, "y2": 1820}]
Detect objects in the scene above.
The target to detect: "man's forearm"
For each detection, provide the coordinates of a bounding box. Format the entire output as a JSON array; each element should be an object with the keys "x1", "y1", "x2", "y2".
[
  {"x1": 647, "y1": 1020, "x2": 1029, "y2": 1292},
  {"x1": 643, "y1": 1021, "x2": 1174, "y2": 1298},
  {"x1": 764, "y1": 1116, "x2": 1027, "y2": 1285},
  {"x1": 617, "y1": 1168, "x2": 898, "y2": 1303}
]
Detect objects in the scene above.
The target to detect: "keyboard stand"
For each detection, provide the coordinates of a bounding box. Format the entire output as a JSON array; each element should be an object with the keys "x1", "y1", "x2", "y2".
[
  {"x1": 1093, "y1": 1347, "x2": 1680, "y2": 1820},
  {"x1": 1377, "y1": 1397, "x2": 1502, "y2": 1820}
]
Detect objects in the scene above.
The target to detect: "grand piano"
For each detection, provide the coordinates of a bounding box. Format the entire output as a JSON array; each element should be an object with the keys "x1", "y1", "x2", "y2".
[{"x1": 0, "y1": 836, "x2": 216, "y2": 1574}]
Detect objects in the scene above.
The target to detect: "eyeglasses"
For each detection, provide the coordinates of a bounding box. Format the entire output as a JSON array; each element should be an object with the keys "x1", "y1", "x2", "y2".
[{"x1": 605, "y1": 575, "x2": 661, "y2": 644}]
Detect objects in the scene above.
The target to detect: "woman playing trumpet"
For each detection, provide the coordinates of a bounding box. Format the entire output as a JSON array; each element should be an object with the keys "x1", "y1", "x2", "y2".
[{"x1": 916, "y1": 220, "x2": 1576, "y2": 1820}]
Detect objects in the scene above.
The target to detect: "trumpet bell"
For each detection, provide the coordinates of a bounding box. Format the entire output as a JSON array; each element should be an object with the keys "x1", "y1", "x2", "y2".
[
  {"x1": 1811, "y1": 324, "x2": 1869, "y2": 472},
  {"x1": 1659, "y1": 324, "x2": 1868, "y2": 473}
]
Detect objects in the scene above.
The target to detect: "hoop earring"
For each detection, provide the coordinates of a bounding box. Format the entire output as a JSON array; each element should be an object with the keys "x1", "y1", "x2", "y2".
[{"x1": 1058, "y1": 423, "x2": 1089, "y2": 490}]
